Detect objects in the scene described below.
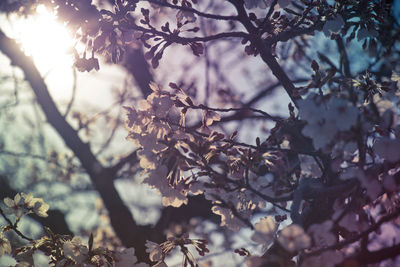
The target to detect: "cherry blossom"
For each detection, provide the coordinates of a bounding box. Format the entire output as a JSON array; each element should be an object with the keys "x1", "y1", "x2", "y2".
[
  {"x1": 277, "y1": 224, "x2": 311, "y2": 252},
  {"x1": 244, "y1": 0, "x2": 289, "y2": 9},
  {"x1": 277, "y1": 0, "x2": 290, "y2": 8},
  {"x1": 391, "y1": 72, "x2": 400, "y2": 88},
  {"x1": 202, "y1": 110, "x2": 221, "y2": 127},
  {"x1": 144, "y1": 164, "x2": 189, "y2": 207},
  {"x1": 322, "y1": 15, "x2": 345, "y2": 37},
  {"x1": 307, "y1": 220, "x2": 335, "y2": 247},
  {"x1": 3, "y1": 193, "x2": 49, "y2": 218},
  {"x1": 373, "y1": 137, "x2": 400, "y2": 162},
  {"x1": 204, "y1": 185, "x2": 258, "y2": 231},
  {"x1": 251, "y1": 216, "x2": 276, "y2": 247},
  {"x1": 298, "y1": 95, "x2": 358, "y2": 149},
  {"x1": 297, "y1": 94, "x2": 324, "y2": 124},
  {"x1": 325, "y1": 98, "x2": 358, "y2": 131},
  {"x1": 246, "y1": 256, "x2": 267, "y2": 267},
  {"x1": 357, "y1": 27, "x2": 378, "y2": 41},
  {"x1": 382, "y1": 174, "x2": 397, "y2": 192},
  {"x1": 0, "y1": 234, "x2": 11, "y2": 257},
  {"x1": 63, "y1": 237, "x2": 89, "y2": 264},
  {"x1": 145, "y1": 240, "x2": 163, "y2": 263},
  {"x1": 338, "y1": 211, "x2": 368, "y2": 233},
  {"x1": 152, "y1": 262, "x2": 168, "y2": 267},
  {"x1": 146, "y1": 93, "x2": 174, "y2": 119},
  {"x1": 176, "y1": 10, "x2": 196, "y2": 23},
  {"x1": 244, "y1": 0, "x2": 268, "y2": 9},
  {"x1": 114, "y1": 248, "x2": 149, "y2": 267},
  {"x1": 31, "y1": 197, "x2": 50, "y2": 217},
  {"x1": 3, "y1": 193, "x2": 34, "y2": 217},
  {"x1": 211, "y1": 205, "x2": 249, "y2": 232},
  {"x1": 340, "y1": 167, "x2": 383, "y2": 201}
]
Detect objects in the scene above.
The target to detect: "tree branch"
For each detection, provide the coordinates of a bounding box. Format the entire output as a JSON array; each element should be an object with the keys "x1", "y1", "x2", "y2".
[
  {"x1": 146, "y1": 0, "x2": 239, "y2": 21},
  {"x1": 0, "y1": 29, "x2": 221, "y2": 262},
  {"x1": 131, "y1": 23, "x2": 249, "y2": 43},
  {"x1": 350, "y1": 243, "x2": 400, "y2": 265},
  {"x1": 0, "y1": 176, "x2": 73, "y2": 236},
  {"x1": 229, "y1": 1, "x2": 301, "y2": 107},
  {"x1": 0, "y1": 29, "x2": 154, "y2": 262},
  {"x1": 306, "y1": 208, "x2": 400, "y2": 258},
  {"x1": 336, "y1": 37, "x2": 351, "y2": 77}
]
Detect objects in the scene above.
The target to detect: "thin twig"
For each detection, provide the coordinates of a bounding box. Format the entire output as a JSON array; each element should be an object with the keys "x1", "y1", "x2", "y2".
[
  {"x1": 305, "y1": 208, "x2": 400, "y2": 257},
  {"x1": 146, "y1": 0, "x2": 239, "y2": 21},
  {"x1": 0, "y1": 207, "x2": 34, "y2": 242},
  {"x1": 63, "y1": 68, "x2": 77, "y2": 118}
]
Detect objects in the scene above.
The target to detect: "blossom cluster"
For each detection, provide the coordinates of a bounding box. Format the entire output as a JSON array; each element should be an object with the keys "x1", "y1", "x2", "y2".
[
  {"x1": 124, "y1": 83, "x2": 292, "y2": 232},
  {"x1": 124, "y1": 74, "x2": 400, "y2": 266},
  {"x1": 145, "y1": 234, "x2": 209, "y2": 267},
  {"x1": 124, "y1": 82, "x2": 199, "y2": 208},
  {"x1": 0, "y1": 194, "x2": 149, "y2": 267},
  {"x1": 56, "y1": 238, "x2": 149, "y2": 267},
  {"x1": 297, "y1": 94, "x2": 358, "y2": 150},
  {"x1": 3, "y1": 192, "x2": 49, "y2": 218},
  {"x1": 2, "y1": 0, "x2": 400, "y2": 266}
]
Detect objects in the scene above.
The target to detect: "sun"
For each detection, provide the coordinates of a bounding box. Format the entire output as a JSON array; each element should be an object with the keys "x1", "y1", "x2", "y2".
[
  {"x1": 4, "y1": 4, "x2": 88, "y2": 97},
  {"x1": 9, "y1": 4, "x2": 84, "y2": 77}
]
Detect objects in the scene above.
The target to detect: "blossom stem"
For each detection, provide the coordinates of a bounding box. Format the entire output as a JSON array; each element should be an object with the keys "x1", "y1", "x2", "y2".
[
  {"x1": 0, "y1": 207, "x2": 33, "y2": 242},
  {"x1": 146, "y1": 0, "x2": 239, "y2": 21}
]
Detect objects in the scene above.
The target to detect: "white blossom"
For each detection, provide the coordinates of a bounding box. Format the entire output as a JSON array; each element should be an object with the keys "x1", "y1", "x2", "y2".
[
  {"x1": 246, "y1": 256, "x2": 267, "y2": 267},
  {"x1": 244, "y1": 0, "x2": 268, "y2": 9},
  {"x1": 373, "y1": 137, "x2": 400, "y2": 162},
  {"x1": 251, "y1": 216, "x2": 276, "y2": 247},
  {"x1": 211, "y1": 206, "x2": 248, "y2": 232},
  {"x1": 357, "y1": 27, "x2": 377, "y2": 41},
  {"x1": 0, "y1": 234, "x2": 12, "y2": 256},
  {"x1": 302, "y1": 118, "x2": 337, "y2": 150},
  {"x1": 160, "y1": 184, "x2": 189, "y2": 207},
  {"x1": 308, "y1": 220, "x2": 336, "y2": 247},
  {"x1": 63, "y1": 237, "x2": 88, "y2": 264},
  {"x1": 176, "y1": 10, "x2": 196, "y2": 23},
  {"x1": 278, "y1": 224, "x2": 311, "y2": 252},
  {"x1": 340, "y1": 167, "x2": 382, "y2": 200},
  {"x1": 298, "y1": 95, "x2": 358, "y2": 150},
  {"x1": 138, "y1": 149, "x2": 158, "y2": 170},
  {"x1": 323, "y1": 15, "x2": 345, "y2": 37},
  {"x1": 383, "y1": 174, "x2": 397, "y2": 192},
  {"x1": 145, "y1": 241, "x2": 163, "y2": 262},
  {"x1": 3, "y1": 193, "x2": 33, "y2": 217},
  {"x1": 338, "y1": 212, "x2": 368, "y2": 233},
  {"x1": 147, "y1": 94, "x2": 174, "y2": 119},
  {"x1": 31, "y1": 198, "x2": 50, "y2": 217},
  {"x1": 144, "y1": 164, "x2": 188, "y2": 207},
  {"x1": 153, "y1": 262, "x2": 168, "y2": 267},
  {"x1": 3, "y1": 193, "x2": 49, "y2": 218},
  {"x1": 325, "y1": 98, "x2": 358, "y2": 131},
  {"x1": 297, "y1": 95, "x2": 324, "y2": 124},
  {"x1": 114, "y1": 247, "x2": 149, "y2": 267},
  {"x1": 391, "y1": 72, "x2": 400, "y2": 88},
  {"x1": 244, "y1": 0, "x2": 289, "y2": 9}
]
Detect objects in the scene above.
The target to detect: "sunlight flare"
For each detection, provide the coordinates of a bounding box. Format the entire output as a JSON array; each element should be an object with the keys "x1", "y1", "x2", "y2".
[
  {"x1": 4, "y1": 4, "x2": 88, "y2": 97},
  {"x1": 11, "y1": 5, "x2": 78, "y2": 73}
]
